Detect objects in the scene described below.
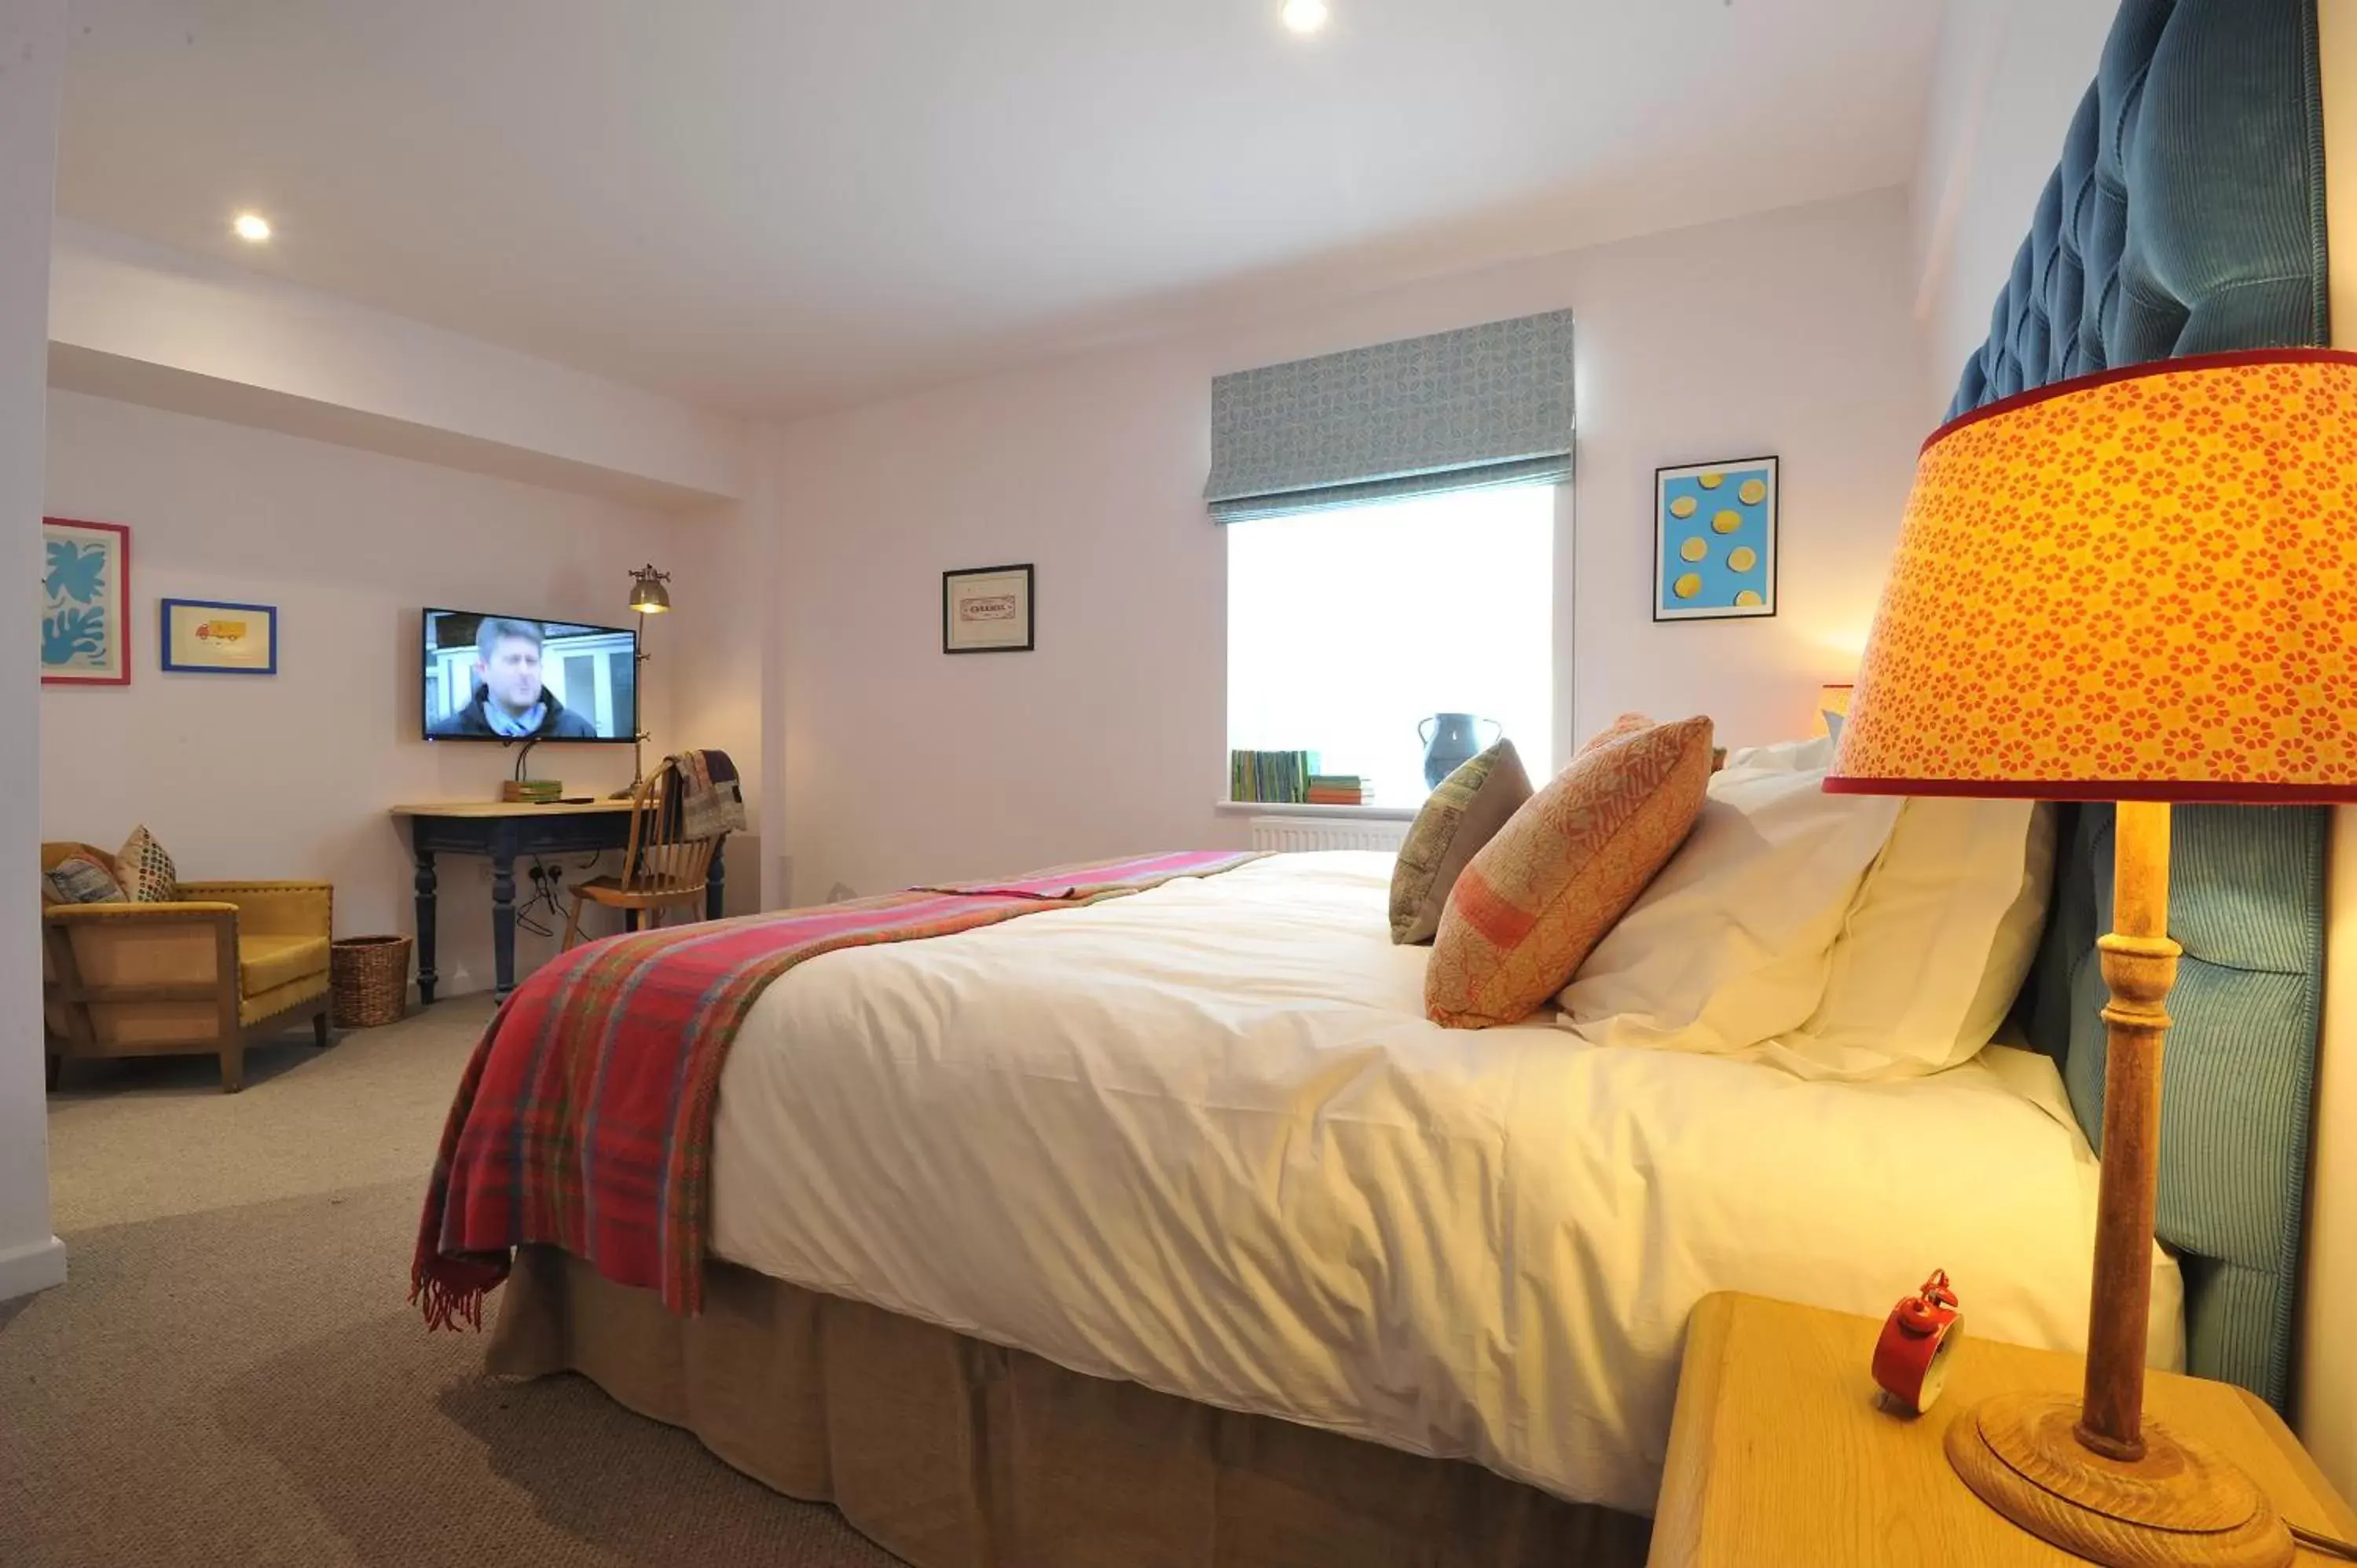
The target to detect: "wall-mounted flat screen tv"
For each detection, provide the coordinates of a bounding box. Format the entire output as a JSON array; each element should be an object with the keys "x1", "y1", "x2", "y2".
[{"x1": 421, "y1": 608, "x2": 636, "y2": 743}]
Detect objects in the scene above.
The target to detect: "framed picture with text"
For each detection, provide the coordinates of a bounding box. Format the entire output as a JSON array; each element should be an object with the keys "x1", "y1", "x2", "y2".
[
  {"x1": 161, "y1": 598, "x2": 279, "y2": 675},
  {"x1": 943, "y1": 563, "x2": 1035, "y2": 654},
  {"x1": 41, "y1": 517, "x2": 131, "y2": 685}
]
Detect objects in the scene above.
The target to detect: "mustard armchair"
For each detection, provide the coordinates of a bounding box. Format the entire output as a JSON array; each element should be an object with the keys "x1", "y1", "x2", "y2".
[{"x1": 40, "y1": 842, "x2": 334, "y2": 1093}]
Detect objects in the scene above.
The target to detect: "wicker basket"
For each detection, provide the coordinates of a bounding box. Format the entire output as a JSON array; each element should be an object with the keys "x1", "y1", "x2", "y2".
[{"x1": 331, "y1": 935, "x2": 412, "y2": 1028}]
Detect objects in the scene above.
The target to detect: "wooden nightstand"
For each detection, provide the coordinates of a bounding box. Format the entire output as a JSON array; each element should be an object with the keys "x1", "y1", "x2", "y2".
[{"x1": 1649, "y1": 1292, "x2": 2357, "y2": 1566}]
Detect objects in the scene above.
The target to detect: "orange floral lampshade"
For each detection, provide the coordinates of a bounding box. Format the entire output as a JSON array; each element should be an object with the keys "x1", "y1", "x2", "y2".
[{"x1": 1827, "y1": 350, "x2": 2357, "y2": 804}]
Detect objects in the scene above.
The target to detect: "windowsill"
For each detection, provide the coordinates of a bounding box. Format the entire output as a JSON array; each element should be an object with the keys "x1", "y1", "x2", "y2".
[{"x1": 1211, "y1": 800, "x2": 1419, "y2": 822}]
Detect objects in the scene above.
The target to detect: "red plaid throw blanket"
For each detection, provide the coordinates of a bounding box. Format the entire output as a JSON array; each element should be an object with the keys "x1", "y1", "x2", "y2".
[{"x1": 412, "y1": 848, "x2": 1263, "y2": 1328}]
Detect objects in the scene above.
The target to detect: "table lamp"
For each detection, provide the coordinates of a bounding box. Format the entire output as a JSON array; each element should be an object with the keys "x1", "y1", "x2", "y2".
[
  {"x1": 1816, "y1": 683, "x2": 1853, "y2": 738},
  {"x1": 1827, "y1": 348, "x2": 2357, "y2": 1568}
]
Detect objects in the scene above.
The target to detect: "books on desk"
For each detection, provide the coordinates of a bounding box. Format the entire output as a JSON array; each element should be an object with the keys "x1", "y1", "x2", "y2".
[{"x1": 502, "y1": 779, "x2": 565, "y2": 803}]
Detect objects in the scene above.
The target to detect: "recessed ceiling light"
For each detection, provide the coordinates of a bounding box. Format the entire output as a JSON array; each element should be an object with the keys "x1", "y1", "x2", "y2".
[
  {"x1": 1281, "y1": 0, "x2": 1329, "y2": 35},
  {"x1": 232, "y1": 212, "x2": 271, "y2": 243}
]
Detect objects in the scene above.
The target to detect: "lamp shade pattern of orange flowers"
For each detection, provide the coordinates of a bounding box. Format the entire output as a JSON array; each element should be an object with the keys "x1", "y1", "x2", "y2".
[{"x1": 1827, "y1": 350, "x2": 2357, "y2": 804}]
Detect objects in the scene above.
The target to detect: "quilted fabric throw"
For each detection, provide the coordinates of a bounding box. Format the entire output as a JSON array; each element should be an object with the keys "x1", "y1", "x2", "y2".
[{"x1": 412, "y1": 848, "x2": 1263, "y2": 1329}]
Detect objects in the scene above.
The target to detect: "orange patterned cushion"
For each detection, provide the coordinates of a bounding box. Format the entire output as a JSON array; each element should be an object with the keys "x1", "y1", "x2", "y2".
[
  {"x1": 115, "y1": 824, "x2": 178, "y2": 903},
  {"x1": 1426, "y1": 716, "x2": 1714, "y2": 1028},
  {"x1": 1578, "y1": 712, "x2": 1654, "y2": 756},
  {"x1": 1586, "y1": 710, "x2": 1728, "y2": 772}
]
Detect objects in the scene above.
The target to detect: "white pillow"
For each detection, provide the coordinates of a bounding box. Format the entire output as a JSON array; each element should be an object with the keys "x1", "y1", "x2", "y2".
[
  {"x1": 1758, "y1": 800, "x2": 2057, "y2": 1081},
  {"x1": 1556, "y1": 754, "x2": 1902, "y2": 1056},
  {"x1": 1723, "y1": 735, "x2": 1835, "y2": 773},
  {"x1": 1961, "y1": 804, "x2": 2058, "y2": 1043}
]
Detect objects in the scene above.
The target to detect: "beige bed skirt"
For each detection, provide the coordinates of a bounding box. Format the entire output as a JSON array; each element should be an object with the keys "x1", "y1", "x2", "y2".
[{"x1": 486, "y1": 1246, "x2": 1649, "y2": 1568}]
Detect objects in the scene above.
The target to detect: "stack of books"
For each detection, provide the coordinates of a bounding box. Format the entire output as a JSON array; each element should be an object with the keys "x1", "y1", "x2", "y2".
[
  {"x1": 1230, "y1": 749, "x2": 1320, "y2": 804},
  {"x1": 501, "y1": 779, "x2": 565, "y2": 804},
  {"x1": 1305, "y1": 774, "x2": 1372, "y2": 805}
]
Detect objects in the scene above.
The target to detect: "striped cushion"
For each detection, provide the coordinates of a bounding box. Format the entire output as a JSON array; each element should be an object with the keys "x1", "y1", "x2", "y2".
[
  {"x1": 1388, "y1": 740, "x2": 1534, "y2": 945},
  {"x1": 43, "y1": 853, "x2": 123, "y2": 906},
  {"x1": 1426, "y1": 716, "x2": 1714, "y2": 1028}
]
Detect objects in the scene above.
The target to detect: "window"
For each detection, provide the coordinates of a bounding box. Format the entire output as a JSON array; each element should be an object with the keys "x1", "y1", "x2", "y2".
[{"x1": 1226, "y1": 482, "x2": 1556, "y2": 804}]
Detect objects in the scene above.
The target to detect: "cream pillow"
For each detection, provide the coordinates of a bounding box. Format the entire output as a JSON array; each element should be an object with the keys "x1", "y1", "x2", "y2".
[
  {"x1": 1758, "y1": 801, "x2": 2058, "y2": 1081},
  {"x1": 1959, "y1": 804, "x2": 2059, "y2": 1045},
  {"x1": 1723, "y1": 735, "x2": 1835, "y2": 773},
  {"x1": 1556, "y1": 754, "x2": 1901, "y2": 1055}
]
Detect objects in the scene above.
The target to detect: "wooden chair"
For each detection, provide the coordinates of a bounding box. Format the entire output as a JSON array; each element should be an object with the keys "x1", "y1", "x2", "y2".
[{"x1": 561, "y1": 760, "x2": 720, "y2": 950}]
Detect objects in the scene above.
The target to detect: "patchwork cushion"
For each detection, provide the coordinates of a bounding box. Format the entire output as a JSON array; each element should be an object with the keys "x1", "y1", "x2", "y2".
[
  {"x1": 45, "y1": 853, "x2": 123, "y2": 906},
  {"x1": 1426, "y1": 716, "x2": 1714, "y2": 1028},
  {"x1": 115, "y1": 826, "x2": 178, "y2": 903},
  {"x1": 238, "y1": 935, "x2": 331, "y2": 997},
  {"x1": 1388, "y1": 740, "x2": 1534, "y2": 945}
]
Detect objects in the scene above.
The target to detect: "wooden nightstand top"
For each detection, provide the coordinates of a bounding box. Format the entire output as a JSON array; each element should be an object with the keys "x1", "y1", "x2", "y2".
[{"x1": 1649, "y1": 1291, "x2": 2357, "y2": 1566}]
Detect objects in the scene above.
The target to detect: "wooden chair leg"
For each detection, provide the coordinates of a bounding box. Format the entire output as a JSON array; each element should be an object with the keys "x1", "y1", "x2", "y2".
[
  {"x1": 313, "y1": 1009, "x2": 331, "y2": 1049},
  {"x1": 219, "y1": 1042, "x2": 245, "y2": 1094},
  {"x1": 562, "y1": 896, "x2": 586, "y2": 952}
]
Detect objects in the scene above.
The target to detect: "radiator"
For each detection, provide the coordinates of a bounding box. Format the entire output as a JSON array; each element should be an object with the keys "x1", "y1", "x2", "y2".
[{"x1": 1248, "y1": 815, "x2": 1410, "y2": 853}]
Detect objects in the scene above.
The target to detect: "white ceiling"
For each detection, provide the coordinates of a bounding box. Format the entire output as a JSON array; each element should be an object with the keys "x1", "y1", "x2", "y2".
[{"x1": 57, "y1": 0, "x2": 1945, "y2": 416}]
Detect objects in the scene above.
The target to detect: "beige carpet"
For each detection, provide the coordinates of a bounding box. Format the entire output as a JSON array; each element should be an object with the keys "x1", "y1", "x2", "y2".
[{"x1": 0, "y1": 1002, "x2": 904, "y2": 1566}]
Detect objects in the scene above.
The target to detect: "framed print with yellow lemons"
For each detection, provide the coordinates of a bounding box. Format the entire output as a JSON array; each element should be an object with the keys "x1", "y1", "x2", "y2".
[{"x1": 1654, "y1": 456, "x2": 1776, "y2": 621}]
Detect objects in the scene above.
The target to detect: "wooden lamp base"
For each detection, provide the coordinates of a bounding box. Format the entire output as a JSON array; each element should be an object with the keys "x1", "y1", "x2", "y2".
[
  {"x1": 1944, "y1": 802, "x2": 2288, "y2": 1566},
  {"x1": 1947, "y1": 1390, "x2": 2293, "y2": 1566}
]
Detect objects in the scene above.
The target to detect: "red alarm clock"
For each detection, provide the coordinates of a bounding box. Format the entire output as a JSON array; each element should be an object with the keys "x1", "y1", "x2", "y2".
[{"x1": 1872, "y1": 1269, "x2": 1963, "y2": 1415}]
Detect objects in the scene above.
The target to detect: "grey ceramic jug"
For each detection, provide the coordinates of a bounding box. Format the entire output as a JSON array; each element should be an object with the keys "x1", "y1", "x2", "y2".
[{"x1": 1417, "y1": 713, "x2": 1501, "y2": 789}]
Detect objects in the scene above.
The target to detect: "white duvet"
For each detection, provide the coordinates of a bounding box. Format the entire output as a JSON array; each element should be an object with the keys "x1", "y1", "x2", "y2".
[{"x1": 709, "y1": 851, "x2": 2182, "y2": 1516}]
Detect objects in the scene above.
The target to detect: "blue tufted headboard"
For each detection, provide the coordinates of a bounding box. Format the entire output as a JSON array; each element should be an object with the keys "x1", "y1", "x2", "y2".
[{"x1": 1966, "y1": 0, "x2": 2330, "y2": 1412}]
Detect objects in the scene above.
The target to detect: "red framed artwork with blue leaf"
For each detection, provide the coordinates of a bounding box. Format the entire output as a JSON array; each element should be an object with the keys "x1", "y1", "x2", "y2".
[{"x1": 41, "y1": 518, "x2": 131, "y2": 686}]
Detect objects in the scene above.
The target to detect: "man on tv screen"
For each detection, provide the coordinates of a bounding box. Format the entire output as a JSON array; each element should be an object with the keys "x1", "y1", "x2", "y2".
[{"x1": 430, "y1": 617, "x2": 599, "y2": 739}]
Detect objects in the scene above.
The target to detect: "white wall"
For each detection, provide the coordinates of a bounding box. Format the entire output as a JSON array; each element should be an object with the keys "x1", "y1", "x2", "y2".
[
  {"x1": 663, "y1": 481, "x2": 775, "y2": 915},
  {"x1": 1908, "y1": 0, "x2": 2116, "y2": 417},
  {"x1": 772, "y1": 188, "x2": 1926, "y2": 903},
  {"x1": 1, "y1": 0, "x2": 70, "y2": 1302},
  {"x1": 49, "y1": 221, "x2": 748, "y2": 508},
  {"x1": 38, "y1": 390, "x2": 729, "y2": 999},
  {"x1": 2301, "y1": 0, "x2": 2357, "y2": 1508}
]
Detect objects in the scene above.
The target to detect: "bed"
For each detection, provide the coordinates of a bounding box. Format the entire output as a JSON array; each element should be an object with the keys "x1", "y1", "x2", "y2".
[
  {"x1": 457, "y1": 2, "x2": 2336, "y2": 1563},
  {"x1": 483, "y1": 849, "x2": 2184, "y2": 1563}
]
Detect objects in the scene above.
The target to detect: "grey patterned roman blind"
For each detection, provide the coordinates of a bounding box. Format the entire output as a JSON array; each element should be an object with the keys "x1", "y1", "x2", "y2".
[{"x1": 1203, "y1": 309, "x2": 1574, "y2": 522}]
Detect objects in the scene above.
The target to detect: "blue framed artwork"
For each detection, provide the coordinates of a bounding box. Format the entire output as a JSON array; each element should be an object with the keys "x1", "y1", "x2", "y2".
[
  {"x1": 41, "y1": 517, "x2": 130, "y2": 685},
  {"x1": 160, "y1": 598, "x2": 278, "y2": 675},
  {"x1": 1654, "y1": 456, "x2": 1777, "y2": 621}
]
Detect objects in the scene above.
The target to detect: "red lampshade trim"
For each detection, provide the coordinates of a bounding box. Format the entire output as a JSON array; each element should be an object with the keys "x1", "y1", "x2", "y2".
[
  {"x1": 1919, "y1": 346, "x2": 2357, "y2": 456},
  {"x1": 1823, "y1": 775, "x2": 2357, "y2": 806}
]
